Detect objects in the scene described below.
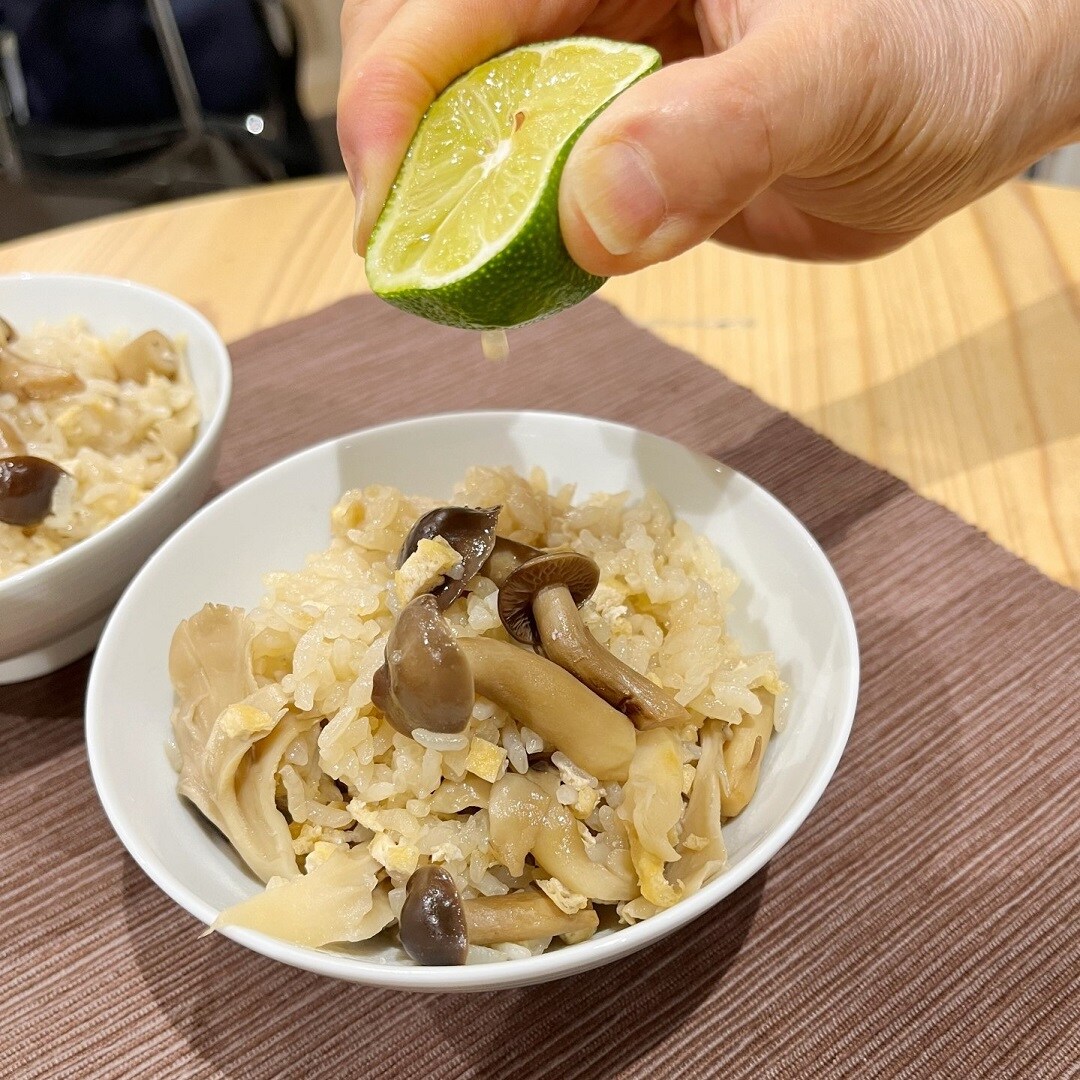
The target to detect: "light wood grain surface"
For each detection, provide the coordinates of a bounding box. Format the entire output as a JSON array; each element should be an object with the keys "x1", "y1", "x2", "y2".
[{"x1": 0, "y1": 176, "x2": 1076, "y2": 586}]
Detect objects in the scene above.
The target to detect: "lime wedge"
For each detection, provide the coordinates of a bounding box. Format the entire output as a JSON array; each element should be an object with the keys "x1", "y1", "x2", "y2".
[{"x1": 365, "y1": 37, "x2": 660, "y2": 331}]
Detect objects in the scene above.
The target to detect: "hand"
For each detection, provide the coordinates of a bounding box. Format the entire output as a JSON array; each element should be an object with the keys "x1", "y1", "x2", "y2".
[{"x1": 338, "y1": 0, "x2": 1080, "y2": 273}]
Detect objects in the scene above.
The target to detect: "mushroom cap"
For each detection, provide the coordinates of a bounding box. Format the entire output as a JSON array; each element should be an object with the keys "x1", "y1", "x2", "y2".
[
  {"x1": 498, "y1": 551, "x2": 600, "y2": 645},
  {"x1": 371, "y1": 594, "x2": 474, "y2": 736},
  {"x1": 481, "y1": 535, "x2": 541, "y2": 588},
  {"x1": 114, "y1": 330, "x2": 178, "y2": 383},
  {"x1": 398, "y1": 505, "x2": 501, "y2": 608},
  {"x1": 0, "y1": 455, "x2": 70, "y2": 527},
  {"x1": 399, "y1": 865, "x2": 469, "y2": 965}
]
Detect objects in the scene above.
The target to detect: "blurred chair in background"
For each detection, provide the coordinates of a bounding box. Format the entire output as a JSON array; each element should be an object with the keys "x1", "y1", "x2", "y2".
[{"x1": 0, "y1": 0, "x2": 325, "y2": 239}]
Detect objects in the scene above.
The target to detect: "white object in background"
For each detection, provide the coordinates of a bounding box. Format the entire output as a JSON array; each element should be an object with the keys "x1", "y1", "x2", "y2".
[
  {"x1": 1032, "y1": 143, "x2": 1080, "y2": 186},
  {"x1": 87, "y1": 410, "x2": 859, "y2": 992},
  {"x1": 0, "y1": 274, "x2": 232, "y2": 683}
]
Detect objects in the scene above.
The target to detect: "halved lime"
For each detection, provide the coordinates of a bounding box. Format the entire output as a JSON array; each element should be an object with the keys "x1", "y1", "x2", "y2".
[{"x1": 365, "y1": 37, "x2": 660, "y2": 331}]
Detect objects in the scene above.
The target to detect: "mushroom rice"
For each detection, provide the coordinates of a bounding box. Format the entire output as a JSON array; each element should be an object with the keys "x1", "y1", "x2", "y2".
[
  {"x1": 169, "y1": 466, "x2": 783, "y2": 963},
  {"x1": 0, "y1": 315, "x2": 199, "y2": 579}
]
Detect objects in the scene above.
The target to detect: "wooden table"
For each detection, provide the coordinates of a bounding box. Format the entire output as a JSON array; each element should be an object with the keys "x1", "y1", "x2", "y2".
[{"x1": 1, "y1": 176, "x2": 1076, "y2": 586}]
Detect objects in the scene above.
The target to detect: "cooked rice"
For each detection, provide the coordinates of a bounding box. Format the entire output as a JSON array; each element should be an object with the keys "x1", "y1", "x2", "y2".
[
  {"x1": 0, "y1": 318, "x2": 199, "y2": 579},
  {"x1": 171, "y1": 466, "x2": 784, "y2": 959}
]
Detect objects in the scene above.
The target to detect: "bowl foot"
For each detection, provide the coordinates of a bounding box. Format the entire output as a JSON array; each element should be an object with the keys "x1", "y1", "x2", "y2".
[{"x1": 0, "y1": 616, "x2": 108, "y2": 684}]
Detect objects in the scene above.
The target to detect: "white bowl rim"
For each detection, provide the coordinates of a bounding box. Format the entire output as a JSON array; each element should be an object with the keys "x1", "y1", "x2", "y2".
[
  {"x1": 86, "y1": 408, "x2": 860, "y2": 991},
  {"x1": 0, "y1": 271, "x2": 232, "y2": 593}
]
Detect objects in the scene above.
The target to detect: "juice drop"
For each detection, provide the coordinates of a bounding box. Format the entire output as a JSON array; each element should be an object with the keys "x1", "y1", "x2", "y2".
[{"x1": 480, "y1": 329, "x2": 510, "y2": 361}]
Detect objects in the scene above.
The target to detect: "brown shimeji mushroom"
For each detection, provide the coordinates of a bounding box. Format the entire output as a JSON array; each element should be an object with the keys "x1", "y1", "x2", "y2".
[
  {"x1": 397, "y1": 504, "x2": 501, "y2": 608},
  {"x1": 372, "y1": 594, "x2": 636, "y2": 781},
  {"x1": 489, "y1": 541, "x2": 691, "y2": 730},
  {"x1": 398, "y1": 865, "x2": 598, "y2": 965},
  {"x1": 0, "y1": 455, "x2": 70, "y2": 527},
  {"x1": 114, "y1": 330, "x2": 179, "y2": 383},
  {"x1": 398, "y1": 866, "x2": 469, "y2": 965}
]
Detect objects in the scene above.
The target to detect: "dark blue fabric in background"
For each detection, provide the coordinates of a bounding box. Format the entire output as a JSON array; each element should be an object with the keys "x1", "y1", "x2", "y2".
[{"x1": 0, "y1": 0, "x2": 270, "y2": 124}]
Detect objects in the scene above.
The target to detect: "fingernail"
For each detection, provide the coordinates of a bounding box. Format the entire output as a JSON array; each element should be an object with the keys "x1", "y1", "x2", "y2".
[
  {"x1": 572, "y1": 141, "x2": 666, "y2": 256},
  {"x1": 352, "y1": 186, "x2": 366, "y2": 256}
]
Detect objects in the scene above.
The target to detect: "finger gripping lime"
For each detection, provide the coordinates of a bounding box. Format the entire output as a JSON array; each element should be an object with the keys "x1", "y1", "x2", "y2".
[{"x1": 365, "y1": 38, "x2": 660, "y2": 331}]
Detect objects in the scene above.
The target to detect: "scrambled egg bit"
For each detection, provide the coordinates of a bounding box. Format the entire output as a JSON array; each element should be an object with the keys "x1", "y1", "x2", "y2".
[{"x1": 393, "y1": 536, "x2": 463, "y2": 607}]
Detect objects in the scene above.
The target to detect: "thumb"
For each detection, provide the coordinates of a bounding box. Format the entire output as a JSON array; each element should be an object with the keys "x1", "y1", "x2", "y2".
[{"x1": 559, "y1": 37, "x2": 812, "y2": 275}]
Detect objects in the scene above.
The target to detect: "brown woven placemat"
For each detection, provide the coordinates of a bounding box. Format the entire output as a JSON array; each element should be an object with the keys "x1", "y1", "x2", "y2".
[{"x1": 2, "y1": 295, "x2": 1077, "y2": 1080}]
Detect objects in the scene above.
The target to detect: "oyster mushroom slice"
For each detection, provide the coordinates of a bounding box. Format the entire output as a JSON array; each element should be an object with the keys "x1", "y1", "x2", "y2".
[
  {"x1": 373, "y1": 596, "x2": 636, "y2": 782},
  {"x1": 0, "y1": 455, "x2": 71, "y2": 527},
  {"x1": 399, "y1": 865, "x2": 469, "y2": 965},
  {"x1": 720, "y1": 693, "x2": 776, "y2": 818},
  {"x1": 397, "y1": 504, "x2": 501, "y2": 608},
  {"x1": 498, "y1": 551, "x2": 690, "y2": 730},
  {"x1": 489, "y1": 772, "x2": 637, "y2": 901}
]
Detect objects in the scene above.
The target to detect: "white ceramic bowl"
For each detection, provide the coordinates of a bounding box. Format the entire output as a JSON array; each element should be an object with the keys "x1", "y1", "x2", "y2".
[
  {"x1": 86, "y1": 411, "x2": 858, "y2": 992},
  {"x1": 0, "y1": 274, "x2": 231, "y2": 683}
]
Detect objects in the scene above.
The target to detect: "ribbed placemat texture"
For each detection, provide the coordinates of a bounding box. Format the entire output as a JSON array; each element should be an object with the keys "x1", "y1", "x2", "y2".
[{"x1": 2, "y1": 295, "x2": 1077, "y2": 1079}]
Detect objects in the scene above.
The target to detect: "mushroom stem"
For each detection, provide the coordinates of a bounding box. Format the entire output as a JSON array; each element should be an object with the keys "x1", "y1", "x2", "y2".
[
  {"x1": 463, "y1": 889, "x2": 598, "y2": 946},
  {"x1": 532, "y1": 585, "x2": 690, "y2": 730},
  {"x1": 458, "y1": 636, "x2": 636, "y2": 783}
]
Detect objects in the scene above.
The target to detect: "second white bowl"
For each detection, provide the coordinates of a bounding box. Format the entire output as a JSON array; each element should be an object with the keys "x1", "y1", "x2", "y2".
[{"x1": 0, "y1": 273, "x2": 231, "y2": 682}]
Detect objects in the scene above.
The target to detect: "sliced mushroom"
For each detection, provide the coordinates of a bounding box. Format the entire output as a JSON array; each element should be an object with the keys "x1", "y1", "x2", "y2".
[
  {"x1": 489, "y1": 772, "x2": 637, "y2": 901},
  {"x1": 617, "y1": 727, "x2": 686, "y2": 908},
  {"x1": 0, "y1": 414, "x2": 25, "y2": 456},
  {"x1": 720, "y1": 693, "x2": 775, "y2": 818},
  {"x1": 114, "y1": 330, "x2": 178, "y2": 383},
  {"x1": 397, "y1": 505, "x2": 500, "y2": 607},
  {"x1": 498, "y1": 550, "x2": 690, "y2": 730},
  {"x1": 0, "y1": 316, "x2": 15, "y2": 347},
  {"x1": 372, "y1": 595, "x2": 636, "y2": 781},
  {"x1": 399, "y1": 865, "x2": 469, "y2": 965},
  {"x1": 463, "y1": 888, "x2": 598, "y2": 946},
  {"x1": 0, "y1": 455, "x2": 70, "y2": 526},
  {"x1": 0, "y1": 352, "x2": 85, "y2": 401}
]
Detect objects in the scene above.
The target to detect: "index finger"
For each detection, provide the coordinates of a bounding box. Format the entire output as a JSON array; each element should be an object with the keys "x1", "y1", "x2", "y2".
[{"x1": 337, "y1": 0, "x2": 592, "y2": 254}]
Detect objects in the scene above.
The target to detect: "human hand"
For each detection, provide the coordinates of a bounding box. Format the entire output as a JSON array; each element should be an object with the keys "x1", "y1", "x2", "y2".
[{"x1": 338, "y1": 0, "x2": 1080, "y2": 273}]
